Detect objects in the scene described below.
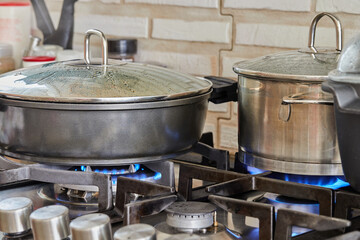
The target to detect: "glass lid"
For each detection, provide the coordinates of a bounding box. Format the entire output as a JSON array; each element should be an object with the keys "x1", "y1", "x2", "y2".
[
  {"x1": 0, "y1": 30, "x2": 212, "y2": 104},
  {"x1": 234, "y1": 12, "x2": 343, "y2": 82}
]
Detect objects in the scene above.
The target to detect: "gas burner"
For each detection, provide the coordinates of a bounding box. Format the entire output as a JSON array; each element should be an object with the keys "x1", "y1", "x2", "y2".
[
  {"x1": 165, "y1": 202, "x2": 216, "y2": 231},
  {"x1": 155, "y1": 201, "x2": 235, "y2": 239}
]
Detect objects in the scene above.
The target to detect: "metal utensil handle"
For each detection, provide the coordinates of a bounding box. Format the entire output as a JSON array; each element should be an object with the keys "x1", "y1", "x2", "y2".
[
  {"x1": 308, "y1": 12, "x2": 342, "y2": 53},
  {"x1": 84, "y1": 29, "x2": 108, "y2": 65}
]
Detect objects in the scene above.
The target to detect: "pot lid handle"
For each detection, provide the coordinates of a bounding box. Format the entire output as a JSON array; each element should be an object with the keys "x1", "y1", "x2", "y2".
[
  {"x1": 84, "y1": 29, "x2": 108, "y2": 65},
  {"x1": 308, "y1": 12, "x2": 343, "y2": 53}
]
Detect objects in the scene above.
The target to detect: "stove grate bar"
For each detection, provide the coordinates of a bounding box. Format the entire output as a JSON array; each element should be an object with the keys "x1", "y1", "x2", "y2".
[
  {"x1": 326, "y1": 231, "x2": 360, "y2": 240},
  {"x1": 115, "y1": 176, "x2": 175, "y2": 217},
  {"x1": 334, "y1": 191, "x2": 360, "y2": 220},
  {"x1": 123, "y1": 195, "x2": 177, "y2": 225},
  {"x1": 0, "y1": 165, "x2": 113, "y2": 211},
  {"x1": 275, "y1": 208, "x2": 351, "y2": 240},
  {"x1": 177, "y1": 162, "x2": 247, "y2": 200},
  {"x1": 209, "y1": 195, "x2": 275, "y2": 240},
  {"x1": 206, "y1": 175, "x2": 334, "y2": 216}
]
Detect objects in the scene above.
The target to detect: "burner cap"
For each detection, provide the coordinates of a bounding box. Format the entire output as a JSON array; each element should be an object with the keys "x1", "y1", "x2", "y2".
[
  {"x1": 165, "y1": 202, "x2": 216, "y2": 230},
  {"x1": 114, "y1": 224, "x2": 155, "y2": 240}
]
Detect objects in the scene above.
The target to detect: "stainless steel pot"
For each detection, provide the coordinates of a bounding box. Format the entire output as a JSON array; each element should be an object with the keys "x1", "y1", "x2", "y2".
[
  {"x1": 233, "y1": 13, "x2": 344, "y2": 175},
  {"x1": 0, "y1": 29, "x2": 219, "y2": 166}
]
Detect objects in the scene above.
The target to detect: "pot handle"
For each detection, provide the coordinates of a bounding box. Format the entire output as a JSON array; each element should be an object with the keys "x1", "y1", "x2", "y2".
[
  {"x1": 84, "y1": 29, "x2": 108, "y2": 65},
  {"x1": 308, "y1": 12, "x2": 342, "y2": 53},
  {"x1": 282, "y1": 91, "x2": 334, "y2": 105},
  {"x1": 203, "y1": 76, "x2": 238, "y2": 104},
  {"x1": 279, "y1": 91, "x2": 333, "y2": 122}
]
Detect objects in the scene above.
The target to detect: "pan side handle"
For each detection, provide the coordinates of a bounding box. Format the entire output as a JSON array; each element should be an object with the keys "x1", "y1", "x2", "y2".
[{"x1": 204, "y1": 76, "x2": 238, "y2": 104}]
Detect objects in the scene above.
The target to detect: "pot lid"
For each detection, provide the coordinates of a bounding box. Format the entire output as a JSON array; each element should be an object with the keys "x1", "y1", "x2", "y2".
[
  {"x1": 329, "y1": 33, "x2": 360, "y2": 83},
  {"x1": 233, "y1": 13, "x2": 342, "y2": 82},
  {"x1": 0, "y1": 30, "x2": 212, "y2": 104}
]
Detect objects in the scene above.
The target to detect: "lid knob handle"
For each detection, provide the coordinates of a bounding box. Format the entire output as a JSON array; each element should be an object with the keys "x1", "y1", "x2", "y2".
[
  {"x1": 308, "y1": 12, "x2": 343, "y2": 53},
  {"x1": 84, "y1": 29, "x2": 108, "y2": 65}
]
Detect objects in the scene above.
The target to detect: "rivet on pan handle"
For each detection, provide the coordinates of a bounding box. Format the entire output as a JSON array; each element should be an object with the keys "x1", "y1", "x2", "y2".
[
  {"x1": 84, "y1": 29, "x2": 108, "y2": 65},
  {"x1": 308, "y1": 12, "x2": 342, "y2": 53}
]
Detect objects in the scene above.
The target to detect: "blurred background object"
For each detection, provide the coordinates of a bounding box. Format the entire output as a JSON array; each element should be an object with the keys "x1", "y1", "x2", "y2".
[
  {"x1": 0, "y1": 43, "x2": 15, "y2": 73},
  {"x1": 0, "y1": 1, "x2": 31, "y2": 68}
]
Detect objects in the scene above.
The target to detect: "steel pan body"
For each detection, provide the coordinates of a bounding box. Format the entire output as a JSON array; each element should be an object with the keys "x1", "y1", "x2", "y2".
[{"x1": 0, "y1": 93, "x2": 209, "y2": 165}]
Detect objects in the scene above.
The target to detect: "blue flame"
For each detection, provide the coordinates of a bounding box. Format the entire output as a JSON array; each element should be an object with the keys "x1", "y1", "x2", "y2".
[
  {"x1": 281, "y1": 174, "x2": 350, "y2": 190},
  {"x1": 73, "y1": 165, "x2": 162, "y2": 186},
  {"x1": 226, "y1": 228, "x2": 242, "y2": 239},
  {"x1": 247, "y1": 166, "x2": 267, "y2": 175},
  {"x1": 134, "y1": 164, "x2": 140, "y2": 171},
  {"x1": 245, "y1": 166, "x2": 350, "y2": 190},
  {"x1": 153, "y1": 172, "x2": 162, "y2": 180}
]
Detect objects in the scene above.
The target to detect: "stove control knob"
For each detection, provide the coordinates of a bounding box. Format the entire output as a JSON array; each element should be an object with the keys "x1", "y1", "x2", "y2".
[
  {"x1": 0, "y1": 197, "x2": 33, "y2": 234},
  {"x1": 114, "y1": 224, "x2": 156, "y2": 240},
  {"x1": 30, "y1": 205, "x2": 70, "y2": 240},
  {"x1": 70, "y1": 213, "x2": 112, "y2": 240}
]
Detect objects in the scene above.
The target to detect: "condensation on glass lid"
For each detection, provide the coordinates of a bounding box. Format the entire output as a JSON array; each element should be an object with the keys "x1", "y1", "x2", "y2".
[{"x1": 0, "y1": 59, "x2": 212, "y2": 103}]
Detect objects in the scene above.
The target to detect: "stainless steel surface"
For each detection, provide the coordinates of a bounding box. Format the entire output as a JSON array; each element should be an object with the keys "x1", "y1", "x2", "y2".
[
  {"x1": 165, "y1": 202, "x2": 216, "y2": 229},
  {"x1": 113, "y1": 224, "x2": 156, "y2": 240},
  {"x1": 308, "y1": 12, "x2": 342, "y2": 53},
  {"x1": 237, "y1": 75, "x2": 341, "y2": 175},
  {"x1": 30, "y1": 205, "x2": 70, "y2": 240},
  {"x1": 84, "y1": 29, "x2": 108, "y2": 66},
  {"x1": 0, "y1": 197, "x2": 33, "y2": 234},
  {"x1": 0, "y1": 93, "x2": 209, "y2": 165},
  {"x1": 70, "y1": 213, "x2": 112, "y2": 240}
]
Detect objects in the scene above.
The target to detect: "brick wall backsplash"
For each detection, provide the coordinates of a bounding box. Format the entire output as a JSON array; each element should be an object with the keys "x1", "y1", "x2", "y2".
[
  {"x1": 224, "y1": 0, "x2": 312, "y2": 12},
  {"x1": 45, "y1": 0, "x2": 360, "y2": 153}
]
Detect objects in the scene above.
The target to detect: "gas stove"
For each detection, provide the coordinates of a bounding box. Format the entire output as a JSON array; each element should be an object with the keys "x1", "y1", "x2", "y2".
[{"x1": 1, "y1": 138, "x2": 360, "y2": 240}]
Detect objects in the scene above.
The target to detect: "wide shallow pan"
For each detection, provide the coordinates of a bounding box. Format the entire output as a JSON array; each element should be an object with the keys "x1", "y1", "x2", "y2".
[{"x1": 0, "y1": 29, "x2": 235, "y2": 166}]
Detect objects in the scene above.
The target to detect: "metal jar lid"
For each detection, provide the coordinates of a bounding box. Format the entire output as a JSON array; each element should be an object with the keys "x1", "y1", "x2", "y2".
[
  {"x1": 0, "y1": 29, "x2": 212, "y2": 104},
  {"x1": 328, "y1": 33, "x2": 360, "y2": 83},
  {"x1": 233, "y1": 13, "x2": 342, "y2": 82}
]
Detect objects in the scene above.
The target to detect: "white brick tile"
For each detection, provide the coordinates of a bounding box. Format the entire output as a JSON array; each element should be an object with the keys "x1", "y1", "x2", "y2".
[
  {"x1": 100, "y1": 0, "x2": 120, "y2": 3},
  {"x1": 152, "y1": 19, "x2": 231, "y2": 43},
  {"x1": 236, "y1": 23, "x2": 339, "y2": 49},
  {"x1": 233, "y1": 102, "x2": 238, "y2": 115},
  {"x1": 208, "y1": 102, "x2": 228, "y2": 113},
  {"x1": 136, "y1": 50, "x2": 217, "y2": 75},
  {"x1": 75, "y1": 14, "x2": 148, "y2": 38},
  {"x1": 316, "y1": 0, "x2": 360, "y2": 14},
  {"x1": 224, "y1": 0, "x2": 311, "y2": 12},
  {"x1": 222, "y1": 56, "x2": 245, "y2": 78},
  {"x1": 220, "y1": 125, "x2": 238, "y2": 149},
  {"x1": 203, "y1": 123, "x2": 216, "y2": 135},
  {"x1": 125, "y1": 0, "x2": 218, "y2": 8}
]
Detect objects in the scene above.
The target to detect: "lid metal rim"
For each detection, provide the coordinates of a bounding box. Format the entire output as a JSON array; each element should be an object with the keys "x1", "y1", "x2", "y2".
[
  {"x1": 0, "y1": 91, "x2": 211, "y2": 110},
  {"x1": 233, "y1": 68, "x2": 328, "y2": 82},
  {"x1": 0, "y1": 83, "x2": 212, "y2": 104}
]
